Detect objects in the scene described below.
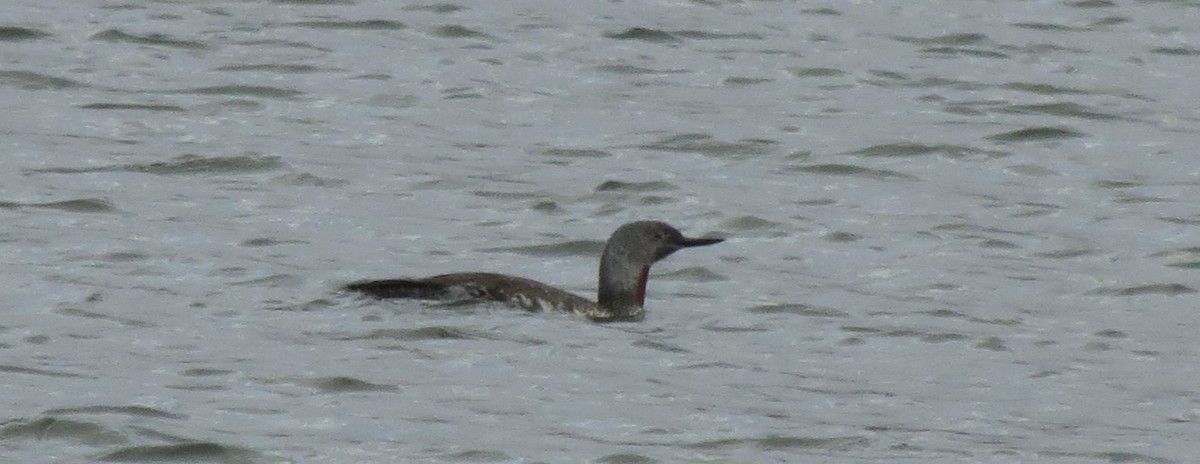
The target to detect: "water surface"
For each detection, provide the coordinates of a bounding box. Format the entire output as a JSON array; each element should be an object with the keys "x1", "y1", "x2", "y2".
[{"x1": 2, "y1": 1, "x2": 1199, "y2": 462}]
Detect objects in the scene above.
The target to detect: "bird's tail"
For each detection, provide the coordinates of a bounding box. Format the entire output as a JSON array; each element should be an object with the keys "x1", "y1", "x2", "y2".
[{"x1": 343, "y1": 279, "x2": 449, "y2": 299}]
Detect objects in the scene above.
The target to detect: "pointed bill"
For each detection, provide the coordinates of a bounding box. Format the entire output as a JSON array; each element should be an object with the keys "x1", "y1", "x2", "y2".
[{"x1": 678, "y1": 236, "x2": 723, "y2": 248}]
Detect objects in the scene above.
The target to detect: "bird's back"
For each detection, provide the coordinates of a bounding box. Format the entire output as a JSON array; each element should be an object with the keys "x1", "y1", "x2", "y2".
[{"x1": 345, "y1": 272, "x2": 609, "y2": 317}]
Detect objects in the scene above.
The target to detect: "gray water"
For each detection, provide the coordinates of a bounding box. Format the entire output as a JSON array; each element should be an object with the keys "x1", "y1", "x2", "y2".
[{"x1": 2, "y1": 0, "x2": 1199, "y2": 462}]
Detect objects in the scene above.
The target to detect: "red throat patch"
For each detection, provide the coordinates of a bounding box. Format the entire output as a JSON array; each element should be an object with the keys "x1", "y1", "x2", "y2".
[{"x1": 635, "y1": 265, "x2": 650, "y2": 307}]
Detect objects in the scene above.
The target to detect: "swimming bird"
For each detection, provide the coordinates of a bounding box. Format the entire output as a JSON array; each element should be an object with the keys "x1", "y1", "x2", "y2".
[{"x1": 344, "y1": 221, "x2": 723, "y2": 322}]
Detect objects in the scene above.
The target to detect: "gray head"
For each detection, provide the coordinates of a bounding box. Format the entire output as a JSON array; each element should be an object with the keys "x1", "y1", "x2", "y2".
[{"x1": 596, "y1": 221, "x2": 723, "y2": 318}]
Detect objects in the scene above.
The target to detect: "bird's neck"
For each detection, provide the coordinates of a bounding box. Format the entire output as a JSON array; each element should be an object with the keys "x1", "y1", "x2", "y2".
[{"x1": 597, "y1": 254, "x2": 650, "y2": 318}]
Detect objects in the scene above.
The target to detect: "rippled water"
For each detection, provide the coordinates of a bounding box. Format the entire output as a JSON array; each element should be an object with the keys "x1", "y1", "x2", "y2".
[{"x1": 3, "y1": 1, "x2": 1199, "y2": 463}]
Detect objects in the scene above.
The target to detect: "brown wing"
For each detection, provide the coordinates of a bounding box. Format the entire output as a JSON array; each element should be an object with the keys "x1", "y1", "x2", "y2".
[{"x1": 345, "y1": 272, "x2": 599, "y2": 315}]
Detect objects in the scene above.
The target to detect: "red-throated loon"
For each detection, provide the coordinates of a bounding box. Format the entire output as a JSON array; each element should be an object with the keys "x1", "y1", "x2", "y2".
[{"x1": 343, "y1": 221, "x2": 723, "y2": 322}]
